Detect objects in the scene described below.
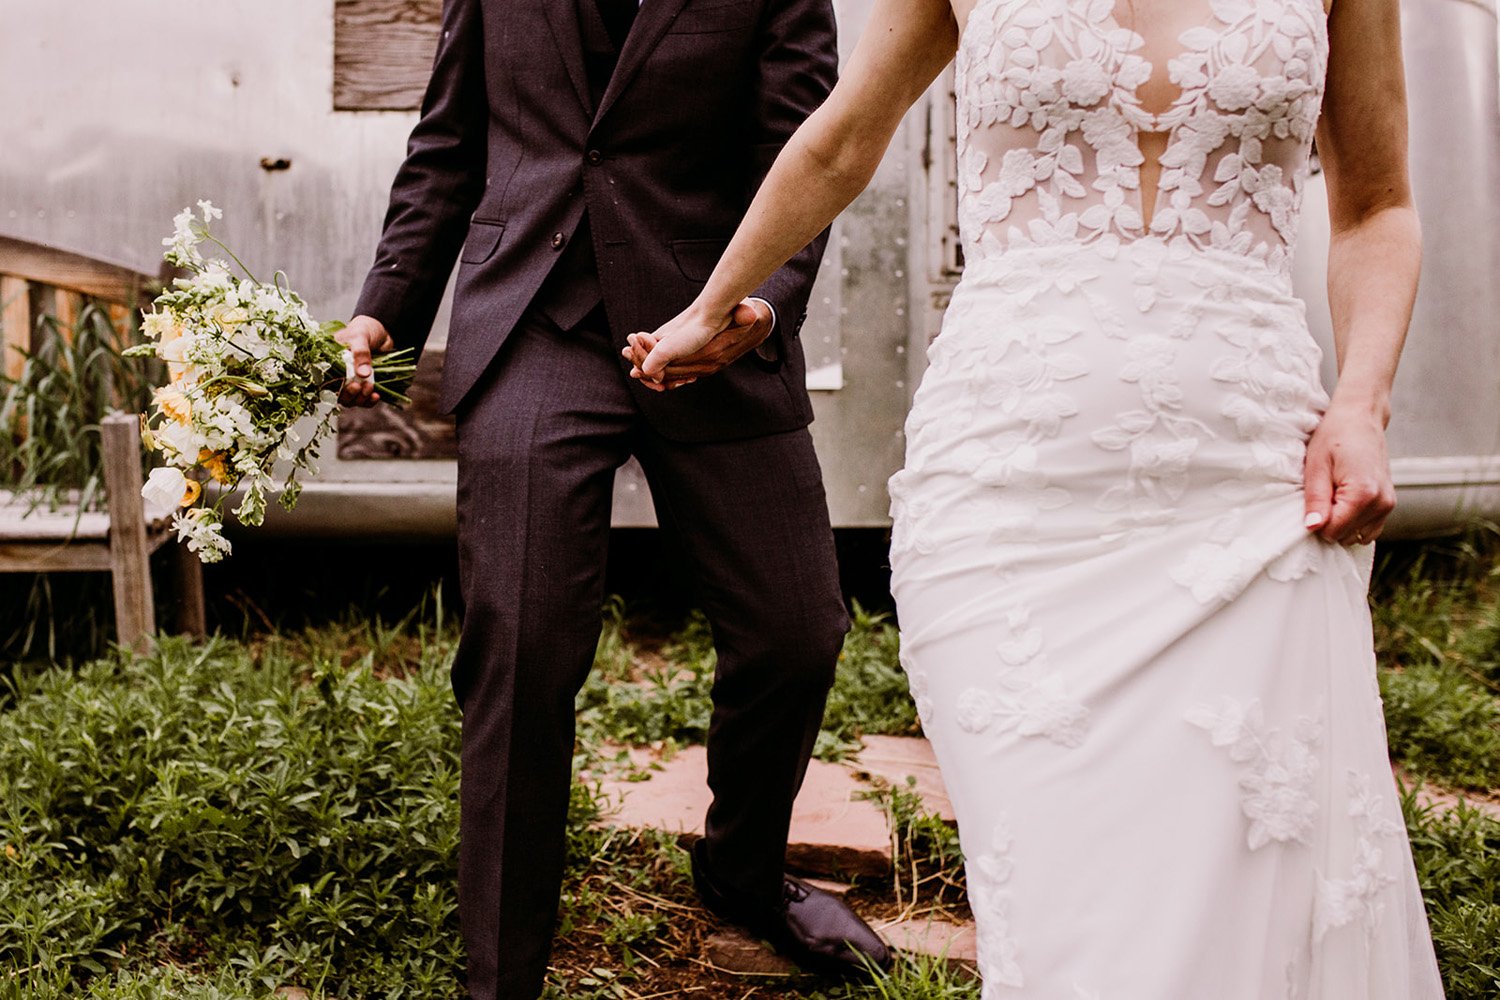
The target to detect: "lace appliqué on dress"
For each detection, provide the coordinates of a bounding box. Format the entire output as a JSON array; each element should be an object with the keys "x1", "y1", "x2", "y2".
[
  {"x1": 967, "y1": 817, "x2": 1025, "y2": 991},
  {"x1": 955, "y1": 0, "x2": 1328, "y2": 277},
  {"x1": 1314, "y1": 770, "x2": 1403, "y2": 941},
  {"x1": 1186, "y1": 696, "x2": 1322, "y2": 849},
  {"x1": 955, "y1": 606, "x2": 1091, "y2": 748}
]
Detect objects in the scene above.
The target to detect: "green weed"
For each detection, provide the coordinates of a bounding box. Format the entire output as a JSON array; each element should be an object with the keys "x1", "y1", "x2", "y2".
[
  {"x1": 0, "y1": 303, "x2": 154, "y2": 510},
  {"x1": 1403, "y1": 790, "x2": 1500, "y2": 1000},
  {"x1": 1373, "y1": 528, "x2": 1500, "y2": 790}
]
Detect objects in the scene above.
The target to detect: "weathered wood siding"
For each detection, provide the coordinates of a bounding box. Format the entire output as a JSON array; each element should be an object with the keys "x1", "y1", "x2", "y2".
[{"x1": 333, "y1": 0, "x2": 443, "y2": 111}]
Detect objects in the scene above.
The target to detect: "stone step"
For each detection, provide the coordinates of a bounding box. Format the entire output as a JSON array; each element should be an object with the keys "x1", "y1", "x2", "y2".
[
  {"x1": 879, "y1": 915, "x2": 979, "y2": 967},
  {"x1": 848, "y1": 734, "x2": 956, "y2": 823},
  {"x1": 597, "y1": 744, "x2": 892, "y2": 878}
]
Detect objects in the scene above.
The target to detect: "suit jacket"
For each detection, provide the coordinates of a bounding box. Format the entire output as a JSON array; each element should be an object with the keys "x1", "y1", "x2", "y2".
[{"x1": 354, "y1": 0, "x2": 839, "y2": 439}]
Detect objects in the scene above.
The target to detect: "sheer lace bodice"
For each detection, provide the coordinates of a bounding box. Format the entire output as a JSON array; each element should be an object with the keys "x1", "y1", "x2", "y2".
[{"x1": 956, "y1": 0, "x2": 1328, "y2": 278}]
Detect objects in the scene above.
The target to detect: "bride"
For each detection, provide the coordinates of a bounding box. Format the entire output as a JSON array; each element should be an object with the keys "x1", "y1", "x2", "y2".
[{"x1": 626, "y1": 0, "x2": 1444, "y2": 995}]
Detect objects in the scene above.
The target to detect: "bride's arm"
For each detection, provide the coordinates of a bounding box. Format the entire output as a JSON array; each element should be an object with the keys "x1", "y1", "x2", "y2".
[
  {"x1": 1303, "y1": 0, "x2": 1421, "y2": 544},
  {"x1": 634, "y1": 0, "x2": 959, "y2": 382}
]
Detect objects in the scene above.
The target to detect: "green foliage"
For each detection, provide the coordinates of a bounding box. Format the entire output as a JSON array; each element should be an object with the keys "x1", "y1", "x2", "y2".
[
  {"x1": 1373, "y1": 528, "x2": 1500, "y2": 790},
  {"x1": 0, "y1": 633, "x2": 469, "y2": 996},
  {"x1": 575, "y1": 603, "x2": 715, "y2": 749},
  {"x1": 816, "y1": 604, "x2": 921, "y2": 760},
  {"x1": 3, "y1": 966, "x2": 269, "y2": 1000},
  {"x1": 1380, "y1": 664, "x2": 1500, "y2": 789},
  {"x1": 0, "y1": 303, "x2": 154, "y2": 510},
  {"x1": 1403, "y1": 792, "x2": 1500, "y2": 1000},
  {"x1": 827, "y1": 952, "x2": 981, "y2": 1000},
  {"x1": 576, "y1": 601, "x2": 920, "y2": 763}
]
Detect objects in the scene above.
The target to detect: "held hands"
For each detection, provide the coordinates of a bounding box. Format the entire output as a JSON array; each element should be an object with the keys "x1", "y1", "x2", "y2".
[
  {"x1": 335, "y1": 315, "x2": 395, "y2": 407},
  {"x1": 622, "y1": 299, "x2": 774, "y2": 392},
  {"x1": 1302, "y1": 398, "x2": 1397, "y2": 546}
]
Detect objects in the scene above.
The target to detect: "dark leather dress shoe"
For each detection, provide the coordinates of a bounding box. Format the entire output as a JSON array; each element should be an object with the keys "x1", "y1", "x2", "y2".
[{"x1": 691, "y1": 839, "x2": 893, "y2": 978}]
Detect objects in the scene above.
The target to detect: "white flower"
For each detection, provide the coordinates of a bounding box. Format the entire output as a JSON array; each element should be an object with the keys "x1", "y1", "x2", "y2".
[
  {"x1": 154, "y1": 420, "x2": 203, "y2": 463},
  {"x1": 1248, "y1": 164, "x2": 1297, "y2": 236},
  {"x1": 142, "y1": 466, "x2": 189, "y2": 511},
  {"x1": 1060, "y1": 58, "x2": 1112, "y2": 106},
  {"x1": 1207, "y1": 63, "x2": 1262, "y2": 111},
  {"x1": 996, "y1": 148, "x2": 1040, "y2": 198},
  {"x1": 174, "y1": 507, "x2": 232, "y2": 563},
  {"x1": 1015, "y1": 679, "x2": 1090, "y2": 747},
  {"x1": 956, "y1": 688, "x2": 997, "y2": 733}
]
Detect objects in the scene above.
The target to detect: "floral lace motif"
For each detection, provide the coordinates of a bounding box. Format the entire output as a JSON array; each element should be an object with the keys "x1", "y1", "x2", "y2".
[
  {"x1": 1208, "y1": 292, "x2": 1328, "y2": 498},
  {"x1": 1186, "y1": 696, "x2": 1322, "y2": 849},
  {"x1": 1314, "y1": 771, "x2": 1403, "y2": 941},
  {"x1": 956, "y1": 0, "x2": 1328, "y2": 277},
  {"x1": 1170, "y1": 510, "x2": 1268, "y2": 604},
  {"x1": 967, "y1": 816, "x2": 1025, "y2": 990},
  {"x1": 902, "y1": 650, "x2": 937, "y2": 727},
  {"x1": 890, "y1": 280, "x2": 1089, "y2": 560},
  {"x1": 956, "y1": 605, "x2": 1091, "y2": 747}
]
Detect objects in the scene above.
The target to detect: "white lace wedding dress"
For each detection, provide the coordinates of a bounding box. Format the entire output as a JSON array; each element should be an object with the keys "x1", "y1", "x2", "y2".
[{"x1": 888, "y1": 0, "x2": 1446, "y2": 995}]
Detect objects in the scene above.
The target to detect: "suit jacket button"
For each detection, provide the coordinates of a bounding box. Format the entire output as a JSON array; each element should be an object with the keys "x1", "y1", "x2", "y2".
[
  {"x1": 551, "y1": 232, "x2": 567, "y2": 251},
  {"x1": 586, "y1": 149, "x2": 603, "y2": 165}
]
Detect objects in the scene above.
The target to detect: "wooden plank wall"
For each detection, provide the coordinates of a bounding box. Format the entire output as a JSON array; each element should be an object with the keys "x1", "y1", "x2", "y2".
[{"x1": 333, "y1": 0, "x2": 443, "y2": 111}]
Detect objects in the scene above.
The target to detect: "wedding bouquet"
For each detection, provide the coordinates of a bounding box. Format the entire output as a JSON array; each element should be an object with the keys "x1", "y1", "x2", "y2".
[{"x1": 128, "y1": 202, "x2": 414, "y2": 562}]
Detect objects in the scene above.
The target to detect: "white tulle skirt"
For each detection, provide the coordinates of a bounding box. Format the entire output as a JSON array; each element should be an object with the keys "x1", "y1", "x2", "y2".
[{"x1": 889, "y1": 242, "x2": 1445, "y2": 999}]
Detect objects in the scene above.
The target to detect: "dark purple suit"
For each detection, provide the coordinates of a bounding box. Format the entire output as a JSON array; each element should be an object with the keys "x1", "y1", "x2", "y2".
[{"x1": 354, "y1": 0, "x2": 846, "y2": 997}]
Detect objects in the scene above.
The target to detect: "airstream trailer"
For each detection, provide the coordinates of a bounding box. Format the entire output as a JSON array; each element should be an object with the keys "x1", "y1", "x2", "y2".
[{"x1": 2, "y1": 0, "x2": 1496, "y2": 538}]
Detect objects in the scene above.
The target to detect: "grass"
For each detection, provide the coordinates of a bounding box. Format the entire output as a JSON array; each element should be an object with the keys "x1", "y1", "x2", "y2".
[
  {"x1": 4, "y1": 527, "x2": 1500, "y2": 997},
  {"x1": 1372, "y1": 526, "x2": 1500, "y2": 791}
]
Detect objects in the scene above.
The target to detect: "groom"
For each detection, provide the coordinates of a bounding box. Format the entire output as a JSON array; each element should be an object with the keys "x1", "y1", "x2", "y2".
[{"x1": 338, "y1": 0, "x2": 890, "y2": 996}]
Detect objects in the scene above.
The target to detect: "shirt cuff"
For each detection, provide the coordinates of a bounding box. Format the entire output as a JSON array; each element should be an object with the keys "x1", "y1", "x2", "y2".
[{"x1": 749, "y1": 297, "x2": 779, "y2": 362}]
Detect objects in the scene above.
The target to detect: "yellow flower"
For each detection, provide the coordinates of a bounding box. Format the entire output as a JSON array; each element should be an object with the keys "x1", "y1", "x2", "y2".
[
  {"x1": 159, "y1": 334, "x2": 194, "y2": 384},
  {"x1": 198, "y1": 449, "x2": 232, "y2": 484},
  {"x1": 153, "y1": 385, "x2": 192, "y2": 424},
  {"x1": 4, "y1": 844, "x2": 16, "y2": 860},
  {"x1": 212, "y1": 305, "x2": 248, "y2": 331},
  {"x1": 180, "y1": 478, "x2": 202, "y2": 507}
]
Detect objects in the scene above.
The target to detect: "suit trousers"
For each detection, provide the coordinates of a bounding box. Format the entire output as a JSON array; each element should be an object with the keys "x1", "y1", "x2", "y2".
[{"x1": 451, "y1": 306, "x2": 850, "y2": 1000}]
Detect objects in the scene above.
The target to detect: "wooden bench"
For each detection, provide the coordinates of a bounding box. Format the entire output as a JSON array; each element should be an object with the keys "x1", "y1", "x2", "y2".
[
  {"x1": 0, "y1": 236, "x2": 205, "y2": 651},
  {"x1": 0, "y1": 414, "x2": 206, "y2": 652}
]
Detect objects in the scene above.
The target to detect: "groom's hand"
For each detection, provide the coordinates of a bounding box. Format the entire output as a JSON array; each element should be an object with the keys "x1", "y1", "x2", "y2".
[
  {"x1": 335, "y1": 315, "x2": 395, "y2": 407},
  {"x1": 624, "y1": 299, "x2": 774, "y2": 392}
]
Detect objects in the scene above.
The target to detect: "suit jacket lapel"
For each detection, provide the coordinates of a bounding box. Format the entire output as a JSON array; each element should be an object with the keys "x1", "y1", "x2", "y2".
[
  {"x1": 542, "y1": 0, "x2": 594, "y2": 116},
  {"x1": 591, "y1": 0, "x2": 691, "y2": 128}
]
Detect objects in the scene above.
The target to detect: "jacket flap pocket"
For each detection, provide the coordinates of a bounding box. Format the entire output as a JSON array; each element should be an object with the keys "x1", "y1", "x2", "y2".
[{"x1": 461, "y1": 220, "x2": 506, "y2": 265}]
